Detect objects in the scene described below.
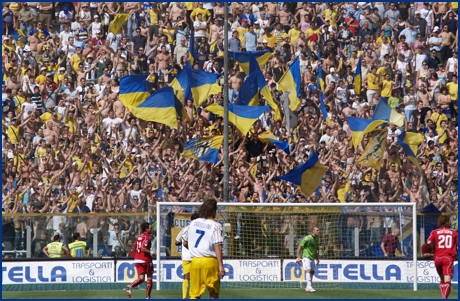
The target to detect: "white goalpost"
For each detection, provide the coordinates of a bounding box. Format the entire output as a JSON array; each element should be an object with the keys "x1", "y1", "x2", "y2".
[{"x1": 156, "y1": 202, "x2": 418, "y2": 292}]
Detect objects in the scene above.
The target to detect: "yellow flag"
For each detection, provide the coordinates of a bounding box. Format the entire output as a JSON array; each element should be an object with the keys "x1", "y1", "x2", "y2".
[
  {"x1": 110, "y1": 14, "x2": 130, "y2": 35},
  {"x1": 404, "y1": 132, "x2": 424, "y2": 155},
  {"x1": 356, "y1": 130, "x2": 387, "y2": 170}
]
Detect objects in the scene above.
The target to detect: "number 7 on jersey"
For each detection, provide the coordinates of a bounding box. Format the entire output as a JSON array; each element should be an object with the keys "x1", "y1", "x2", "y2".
[{"x1": 194, "y1": 230, "x2": 205, "y2": 248}]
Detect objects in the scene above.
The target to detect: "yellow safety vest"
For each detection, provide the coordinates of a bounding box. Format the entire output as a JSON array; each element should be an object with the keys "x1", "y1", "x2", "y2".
[
  {"x1": 47, "y1": 242, "x2": 64, "y2": 258},
  {"x1": 69, "y1": 241, "x2": 87, "y2": 258}
]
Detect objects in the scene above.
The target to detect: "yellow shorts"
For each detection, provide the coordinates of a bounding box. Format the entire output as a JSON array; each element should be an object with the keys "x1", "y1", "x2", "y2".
[
  {"x1": 182, "y1": 260, "x2": 191, "y2": 275},
  {"x1": 189, "y1": 257, "x2": 220, "y2": 299}
]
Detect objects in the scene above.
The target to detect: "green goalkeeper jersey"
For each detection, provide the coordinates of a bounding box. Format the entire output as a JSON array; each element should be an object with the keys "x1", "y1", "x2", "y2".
[{"x1": 300, "y1": 234, "x2": 319, "y2": 260}]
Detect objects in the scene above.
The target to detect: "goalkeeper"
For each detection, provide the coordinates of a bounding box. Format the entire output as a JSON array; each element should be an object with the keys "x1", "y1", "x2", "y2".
[{"x1": 296, "y1": 226, "x2": 320, "y2": 293}]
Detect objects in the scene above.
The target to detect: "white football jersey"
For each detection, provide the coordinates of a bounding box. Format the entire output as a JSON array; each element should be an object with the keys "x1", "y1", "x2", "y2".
[
  {"x1": 176, "y1": 226, "x2": 192, "y2": 261},
  {"x1": 185, "y1": 218, "x2": 223, "y2": 258}
]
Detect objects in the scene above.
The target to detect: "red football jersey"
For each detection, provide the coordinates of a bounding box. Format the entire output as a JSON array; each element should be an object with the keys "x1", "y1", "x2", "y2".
[
  {"x1": 134, "y1": 232, "x2": 152, "y2": 263},
  {"x1": 427, "y1": 227, "x2": 458, "y2": 259}
]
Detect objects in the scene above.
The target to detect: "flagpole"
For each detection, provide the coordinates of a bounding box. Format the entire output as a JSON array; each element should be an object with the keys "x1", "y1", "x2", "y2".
[{"x1": 223, "y1": 2, "x2": 229, "y2": 202}]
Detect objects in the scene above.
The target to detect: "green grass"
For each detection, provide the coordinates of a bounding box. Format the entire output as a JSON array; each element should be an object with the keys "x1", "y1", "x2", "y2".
[{"x1": 2, "y1": 288, "x2": 458, "y2": 299}]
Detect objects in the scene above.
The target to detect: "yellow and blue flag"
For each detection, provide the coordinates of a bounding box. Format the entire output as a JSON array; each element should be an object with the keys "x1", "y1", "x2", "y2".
[
  {"x1": 258, "y1": 71, "x2": 282, "y2": 121},
  {"x1": 403, "y1": 132, "x2": 424, "y2": 155},
  {"x1": 276, "y1": 151, "x2": 328, "y2": 196},
  {"x1": 10, "y1": 29, "x2": 26, "y2": 47},
  {"x1": 354, "y1": 57, "x2": 362, "y2": 95},
  {"x1": 170, "y1": 63, "x2": 221, "y2": 107},
  {"x1": 205, "y1": 103, "x2": 269, "y2": 136},
  {"x1": 181, "y1": 135, "x2": 224, "y2": 164},
  {"x1": 347, "y1": 117, "x2": 386, "y2": 148},
  {"x1": 189, "y1": 25, "x2": 197, "y2": 64},
  {"x1": 236, "y1": 70, "x2": 259, "y2": 106},
  {"x1": 189, "y1": 69, "x2": 222, "y2": 107},
  {"x1": 130, "y1": 86, "x2": 184, "y2": 129},
  {"x1": 253, "y1": 55, "x2": 282, "y2": 120},
  {"x1": 319, "y1": 92, "x2": 331, "y2": 125},
  {"x1": 339, "y1": 45, "x2": 344, "y2": 72},
  {"x1": 372, "y1": 99, "x2": 405, "y2": 127},
  {"x1": 236, "y1": 54, "x2": 281, "y2": 119},
  {"x1": 277, "y1": 55, "x2": 302, "y2": 111},
  {"x1": 356, "y1": 129, "x2": 387, "y2": 170},
  {"x1": 110, "y1": 14, "x2": 129, "y2": 35},
  {"x1": 229, "y1": 50, "x2": 273, "y2": 75},
  {"x1": 397, "y1": 131, "x2": 421, "y2": 169},
  {"x1": 170, "y1": 63, "x2": 192, "y2": 102},
  {"x1": 317, "y1": 65, "x2": 325, "y2": 92},
  {"x1": 119, "y1": 75, "x2": 151, "y2": 110},
  {"x1": 258, "y1": 131, "x2": 290, "y2": 155},
  {"x1": 289, "y1": 125, "x2": 300, "y2": 144}
]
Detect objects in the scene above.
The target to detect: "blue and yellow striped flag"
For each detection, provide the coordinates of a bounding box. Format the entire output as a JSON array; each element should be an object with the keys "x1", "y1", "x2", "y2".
[
  {"x1": 403, "y1": 132, "x2": 424, "y2": 155},
  {"x1": 339, "y1": 45, "x2": 344, "y2": 72},
  {"x1": 130, "y1": 86, "x2": 184, "y2": 129},
  {"x1": 372, "y1": 99, "x2": 405, "y2": 127},
  {"x1": 189, "y1": 25, "x2": 197, "y2": 64},
  {"x1": 229, "y1": 50, "x2": 273, "y2": 75},
  {"x1": 346, "y1": 116, "x2": 386, "y2": 148},
  {"x1": 356, "y1": 129, "x2": 387, "y2": 170},
  {"x1": 189, "y1": 68, "x2": 222, "y2": 107},
  {"x1": 276, "y1": 152, "x2": 328, "y2": 196},
  {"x1": 236, "y1": 70, "x2": 259, "y2": 106},
  {"x1": 205, "y1": 103, "x2": 269, "y2": 136},
  {"x1": 110, "y1": 14, "x2": 129, "y2": 35},
  {"x1": 181, "y1": 135, "x2": 224, "y2": 164},
  {"x1": 277, "y1": 55, "x2": 302, "y2": 111},
  {"x1": 119, "y1": 75, "x2": 151, "y2": 110},
  {"x1": 258, "y1": 131, "x2": 290, "y2": 155},
  {"x1": 354, "y1": 57, "x2": 362, "y2": 95},
  {"x1": 397, "y1": 131, "x2": 421, "y2": 170},
  {"x1": 235, "y1": 53, "x2": 281, "y2": 120},
  {"x1": 317, "y1": 65, "x2": 325, "y2": 93},
  {"x1": 170, "y1": 63, "x2": 221, "y2": 107}
]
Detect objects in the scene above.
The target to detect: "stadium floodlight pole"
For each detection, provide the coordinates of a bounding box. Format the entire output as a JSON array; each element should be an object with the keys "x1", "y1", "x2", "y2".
[{"x1": 222, "y1": 2, "x2": 229, "y2": 202}]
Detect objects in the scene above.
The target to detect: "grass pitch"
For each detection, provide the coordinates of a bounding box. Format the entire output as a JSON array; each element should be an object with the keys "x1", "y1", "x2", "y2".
[{"x1": 2, "y1": 288, "x2": 457, "y2": 299}]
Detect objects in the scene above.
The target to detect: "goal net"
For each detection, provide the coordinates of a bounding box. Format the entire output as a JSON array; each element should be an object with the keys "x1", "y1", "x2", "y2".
[{"x1": 155, "y1": 202, "x2": 417, "y2": 291}]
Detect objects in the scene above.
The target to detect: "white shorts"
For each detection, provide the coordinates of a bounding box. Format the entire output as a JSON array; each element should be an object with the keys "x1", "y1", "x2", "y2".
[{"x1": 302, "y1": 258, "x2": 316, "y2": 272}]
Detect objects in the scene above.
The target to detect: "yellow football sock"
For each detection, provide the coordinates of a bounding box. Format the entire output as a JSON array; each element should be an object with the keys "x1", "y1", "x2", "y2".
[{"x1": 182, "y1": 279, "x2": 189, "y2": 299}]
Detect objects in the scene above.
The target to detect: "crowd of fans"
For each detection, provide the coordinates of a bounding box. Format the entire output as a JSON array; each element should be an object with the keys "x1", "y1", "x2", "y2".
[{"x1": 1, "y1": 2, "x2": 458, "y2": 258}]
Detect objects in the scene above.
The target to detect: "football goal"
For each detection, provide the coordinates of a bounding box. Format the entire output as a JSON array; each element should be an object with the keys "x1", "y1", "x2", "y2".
[{"x1": 155, "y1": 202, "x2": 418, "y2": 291}]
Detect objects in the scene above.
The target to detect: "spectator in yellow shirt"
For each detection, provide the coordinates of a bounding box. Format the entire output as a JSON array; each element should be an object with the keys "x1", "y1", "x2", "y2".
[
  {"x1": 191, "y1": 2, "x2": 211, "y2": 22},
  {"x1": 64, "y1": 107, "x2": 78, "y2": 135},
  {"x1": 70, "y1": 46, "x2": 84, "y2": 72},
  {"x1": 261, "y1": 27, "x2": 276, "y2": 49},
  {"x1": 305, "y1": 23, "x2": 321, "y2": 50},
  {"x1": 146, "y1": 3, "x2": 160, "y2": 39},
  {"x1": 376, "y1": 64, "x2": 390, "y2": 82},
  {"x1": 446, "y1": 75, "x2": 458, "y2": 102},
  {"x1": 381, "y1": 73, "x2": 393, "y2": 100},
  {"x1": 3, "y1": 118, "x2": 29, "y2": 145},
  {"x1": 35, "y1": 68, "x2": 48, "y2": 85},
  {"x1": 288, "y1": 22, "x2": 302, "y2": 47}
]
